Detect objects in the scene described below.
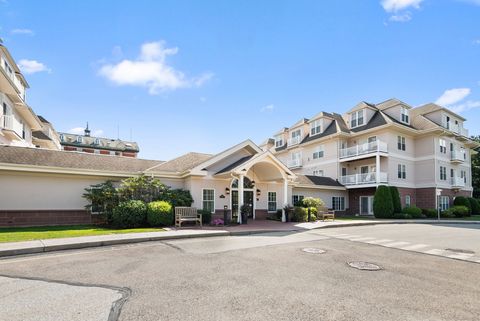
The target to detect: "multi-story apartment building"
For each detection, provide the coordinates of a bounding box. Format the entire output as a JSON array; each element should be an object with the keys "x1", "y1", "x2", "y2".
[
  {"x1": 265, "y1": 99, "x2": 479, "y2": 215},
  {"x1": 58, "y1": 125, "x2": 140, "y2": 157},
  {"x1": 0, "y1": 43, "x2": 43, "y2": 148}
]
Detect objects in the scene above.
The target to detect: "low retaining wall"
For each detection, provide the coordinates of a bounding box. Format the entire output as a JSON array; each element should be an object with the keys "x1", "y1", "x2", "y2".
[{"x1": 0, "y1": 210, "x2": 95, "y2": 227}]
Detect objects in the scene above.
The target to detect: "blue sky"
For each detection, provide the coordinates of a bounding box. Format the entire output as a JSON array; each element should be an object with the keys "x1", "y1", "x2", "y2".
[{"x1": 1, "y1": 0, "x2": 479, "y2": 160}]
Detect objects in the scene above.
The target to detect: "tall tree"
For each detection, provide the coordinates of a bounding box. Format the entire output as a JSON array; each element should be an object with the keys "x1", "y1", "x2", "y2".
[{"x1": 471, "y1": 135, "x2": 480, "y2": 198}]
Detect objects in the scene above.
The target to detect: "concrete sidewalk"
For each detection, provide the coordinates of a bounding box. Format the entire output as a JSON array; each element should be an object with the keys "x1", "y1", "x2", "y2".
[{"x1": 1, "y1": 219, "x2": 478, "y2": 257}]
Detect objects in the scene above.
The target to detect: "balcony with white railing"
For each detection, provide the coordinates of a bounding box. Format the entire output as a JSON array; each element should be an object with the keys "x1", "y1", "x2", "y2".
[
  {"x1": 0, "y1": 114, "x2": 23, "y2": 138},
  {"x1": 287, "y1": 158, "x2": 302, "y2": 168},
  {"x1": 288, "y1": 135, "x2": 303, "y2": 147},
  {"x1": 340, "y1": 172, "x2": 388, "y2": 186},
  {"x1": 339, "y1": 140, "x2": 388, "y2": 160},
  {"x1": 449, "y1": 124, "x2": 469, "y2": 138},
  {"x1": 451, "y1": 150, "x2": 466, "y2": 164},
  {"x1": 451, "y1": 176, "x2": 466, "y2": 189}
]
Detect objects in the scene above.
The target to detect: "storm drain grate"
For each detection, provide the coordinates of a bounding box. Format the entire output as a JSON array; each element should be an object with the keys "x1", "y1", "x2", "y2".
[
  {"x1": 445, "y1": 248, "x2": 475, "y2": 254},
  {"x1": 302, "y1": 248, "x2": 326, "y2": 254},
  {"x1": 347, "y1": 261, "x2": 382, "y2": 271}
]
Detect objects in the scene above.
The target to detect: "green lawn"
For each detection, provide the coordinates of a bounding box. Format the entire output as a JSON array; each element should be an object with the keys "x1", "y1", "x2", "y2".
[
  {"x1": 337, "y1": 215, "x2": 480, "y2": 221},
  {"x1": 0, "y1": 225, "x2": 164, "y2": 243}
]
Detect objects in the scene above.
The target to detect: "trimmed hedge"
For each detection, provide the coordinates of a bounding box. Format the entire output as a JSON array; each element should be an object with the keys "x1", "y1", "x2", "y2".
[
  {"x1": 373, "y1": 185, "x2": 394, "y2": 218},
  {"x1": 468, "y1": 198, "x2": 480, "y2": 215},
  {"x1": 198, "y1": 209, "x2": 212, "y2": 225},
  {"x1": 389, "y1": 186, "x2": 402, "y2": 214},
  {"x1": 112, "y1": 200, "x2": 147, "y2": 228},
  {"x1": 453, "y1": 196, "x2": 471, "y2": 216},
  {"x1": 402, "y1": 206, "x2": 422, "y2": 218},
  {"x1": 422, "y1": 208, "x2": 438, "y2": 218},
  {"x1": 393, "y1": 213, "x2": 411, "y2": 219},
  {"x1": 444, "y1": 205, "x2": 470, "y2": 218},
  {"x1": 291, "y1": 207, "x2": 308, "y2": 222},
  {"x1": 147, "y1": 201, "x2": 173, "y2": 226}
]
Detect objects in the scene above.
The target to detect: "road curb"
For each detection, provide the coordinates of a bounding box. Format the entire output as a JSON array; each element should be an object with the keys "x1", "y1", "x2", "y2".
[{"x1": 0, "y1": 220, "x2": 478, "y2": 258}]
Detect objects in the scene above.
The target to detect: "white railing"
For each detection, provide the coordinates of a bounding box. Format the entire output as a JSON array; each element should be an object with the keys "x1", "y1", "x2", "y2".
[
  {"x1": 451, "y1": 177, "x2": 465, "y2": 188},
  {"x1": 451, "y1": 150, "x2": 465, "y2": 162},
  {"x1": 288, "y1": 135, "x2": 302, "y2": 146},
  {"x1": 339, "y1": 140, "x2": 388, "y2": 159},
  {"x1": 449, "y1": 124, "x2": 469, "y2": 138},
  {"x1": 287, "y1": 158, "x2": 302, "y2": 168},
  {"x1": 0, "y1": 114, "x2": 23, "y2": 137},
  {"x1": 340, "y1": 172, "x2": 388, "y2": 186}
]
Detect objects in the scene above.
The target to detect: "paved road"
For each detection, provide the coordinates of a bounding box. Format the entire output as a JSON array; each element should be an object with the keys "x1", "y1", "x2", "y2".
[{"x1": 0, "y1": 224, "x2": 479, "y2": 321}]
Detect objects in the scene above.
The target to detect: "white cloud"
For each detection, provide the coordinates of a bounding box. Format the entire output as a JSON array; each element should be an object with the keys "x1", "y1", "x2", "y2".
[
  {"x1": 18, "y1": 59, "x2": 51, "y2": 74},
  {"x1": 435, "y1": 88, "x2": 471, "y2": 106},
  {"x1": 98, "y1": 41, "x2": 213, "y2": 94},
  {"x1": 261, "y1": 104, "x2": 275, "y2": 112},
  {"x1": 10, "y1": 28, "x2": 34, "y2": 36},
  {"x1": 449, "y1": 100, "x2": 480, "y2": 113},
  {"x1": 389, "y1": 12, "x2": 412, "y2": 22},
  {"x1": 200, "y1": 97, "x2": 207, "y2": 103},
  {"x1": 381, "y1": 0, "x2": 424, "y2": 12},
  {"x1": 68, "y1": 127, "x2": 85, "y2": 135},
  {"x1": 473, "y1": 39, "x2": 480, "y2": 45}
]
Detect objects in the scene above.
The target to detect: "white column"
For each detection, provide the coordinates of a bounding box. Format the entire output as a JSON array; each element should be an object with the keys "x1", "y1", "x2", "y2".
[
  {"x1": 282, "y1": 178, "x2": 288, "y2": 223},
  {"x1": 376, "y1": 153, "x2": 381, "y2": 184},
  {"x1": 238, "y1": 174, "x2": 244, "y2": 224}
]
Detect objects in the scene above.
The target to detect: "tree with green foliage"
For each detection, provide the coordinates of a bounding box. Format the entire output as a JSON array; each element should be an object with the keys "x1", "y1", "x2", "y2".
[
  {"x1": 471, "y1": 135, "x2": 480, "y2": 198},
  {"x1": 82, "y1": 181, "x2": 119, "y2": 223},
  {"x1": 468, "y1": 197, "x2": 480, "y2": 215},
  {"x1": 117, "y1": 175, "x2": 168, "y2": 203},
  {"x1": 373, "y1": 185, "x2": 394, "y2": 218},
  {"x1": 147, "y1": 201, "x2": 173, "y2": 226},
  {"x1": 453, "y1": 196, "x2": 471, "y2": 216},
  {"x1": 389, "y1": 186, "x2": 402, "y2": 213},
  {"x1": 112, "y1": 200, "x2": 147, "y2": 228},
  {"x1": 302, "y1": 197, "x2": 325, "y2": 222}
]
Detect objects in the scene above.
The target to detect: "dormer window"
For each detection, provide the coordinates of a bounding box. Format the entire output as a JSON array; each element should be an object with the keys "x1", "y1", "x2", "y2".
[
  {"x1": 289, "y1": 129, "x2": 302, "y2": 146},
  {"x1": 310, "y1": 119, "x2": 322, "y2": 136},
  {"x1": 59, "y1": 134, "x2": 64, "y2": 142},
  {"x1": 444, "y1": 115, "x2": 451, "y2": 130},
  {"x1": 76, "y1": 136, "x2": 83, "y2": 143},
  {"x1": 94, "y1": 138, "x2": 100, "y2": 145},
  {"x1": 400, "y1": 107, "x2": 409, "y2": 124},
  {"x1": 350, "y1": 110, "x2": 364, "y2": 128},
  {"x1": 274, "y1": 135, "x2": 284, "y2": 148}
]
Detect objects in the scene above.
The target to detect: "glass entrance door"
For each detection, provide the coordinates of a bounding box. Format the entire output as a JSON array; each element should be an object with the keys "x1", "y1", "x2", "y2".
[
  {"x1": 360, "y1": 196, "x2": 374, "y2": 215},
  {"x1": 231, "y1": 190, "x2": 255, "y2": 220}
]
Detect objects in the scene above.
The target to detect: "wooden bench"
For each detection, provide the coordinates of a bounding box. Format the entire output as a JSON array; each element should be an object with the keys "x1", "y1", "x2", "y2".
[
  {"x1": 175, "y1": 207, "x2": 202, "y2": 228},
  {"x1": 317, "y1": 206, "x2": 335, "y2": 221}
]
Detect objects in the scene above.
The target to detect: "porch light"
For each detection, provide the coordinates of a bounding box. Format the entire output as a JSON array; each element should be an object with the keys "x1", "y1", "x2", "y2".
[
  {"x1": 256, "y1": 189, "x2": 261, "y2": 197},
  {"x1": 225, "y1": 187, "x2": 230, "y2": 195}
]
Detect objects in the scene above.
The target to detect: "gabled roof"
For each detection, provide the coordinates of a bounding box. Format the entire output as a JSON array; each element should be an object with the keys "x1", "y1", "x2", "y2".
[
  {"x1": 146, "y1": 152, "x2": 213, "y2": 174},
  {"x1": 289, "y1": 118, "x2": 309, "y2": 130},
  {"x1": 308, "y1": 111, "x2": 334, "y2": 123},
  {"x1": 301, "y1": 119, "x2": 338, "y2": 143},
  {"x1": 37, "y1": 115, "x2": 51, "y2": 124},
  {"x1": 215, "y1": 156, "x2": 254, "y2": 175},
  {"x1": 350, "y1": 111, "x2": 387, "y2": 132},
  {"x1": 295, "y1": 175, "x2": 345, "y2": 189},
  {"x1": 331, "y1": 113, "x2": 350, "y2": 133},
  {"x1": 0, "y1": 146, "x2": 162, "y2": 173},
  {"x1": 413, "y1": 103, "x2": 466, "y2": 121},
  {"x1": 376, "y1": 98, "x2": 413, "y2": 111}
]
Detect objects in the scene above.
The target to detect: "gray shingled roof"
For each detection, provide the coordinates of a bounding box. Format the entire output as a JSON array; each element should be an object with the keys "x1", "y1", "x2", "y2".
[
  {"x1": 350, "y1": 111, "x2": 387, "y2": 132},
  {"x1": 59, "y1": 132, "x2": 140, "y2": 153},
  {"x1": 0, "y1": 146, "x2": 163, "y2": 173},
  {"x1": 302, "y1": 120, "x2": 338, "y2": 143},
  {"x1": 216, "y1": 156, "x2": 254, "y2": 174},
  {"x1": 296, "y1": 175, "x2": 344, "y2": 187},
  {"x1": 146, "y1": 152, "x2": 213, "y2": 173}
]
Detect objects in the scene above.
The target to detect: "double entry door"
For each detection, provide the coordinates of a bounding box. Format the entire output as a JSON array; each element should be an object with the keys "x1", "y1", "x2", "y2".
[{"x1": 231, "y1": 190, "x2": 254, "y2": 221}]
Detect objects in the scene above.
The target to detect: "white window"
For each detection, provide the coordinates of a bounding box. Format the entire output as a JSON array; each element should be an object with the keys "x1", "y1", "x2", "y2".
[
  {"x1": 313, "y1": 145, "x2": 324, "y2": 159},
  {"x1": 397, "y1": 164, "x2": 406, "y2": 179},
  {"x1": 95, "y1": 138, "x2": 101, "y2": 145},
  {"x1": 368, "y1": 136, "x2": 377, "y2": 143},
  {"x1": 275, "y1": 135, "x2": 284, "y2": 148},
  {"x1": 405, "y1": 195, "x2": 411, "y2": 207},
  {"x1": 313, "y1": 169, "x2": 324, "y2": 176},
  {"x1": 76, "y1": 136, "x2": 83, "y2": 143},
  {"x1": 268, "y1": 192, "x2": 277, "y2": 212},
  {"x1": 461, "y1": 170, "x2": 467, "y2": 183},
  {"x1": 439, "y1": 139, "x2": 447, "y2": 154},
  {"x1": 332, "y1": 197, "x2": 345, "y2": 211},
  {"x1": 444, "y1": 115, "x2": 451, "y2": 130},
  {"x1": 310, "y1": 119, "x2": 322, "y2": 136},
  {"x1": 292, "y1": 195, "x2": 304, "y2": 206},
  {"x1": 440, "y1": 166, "x2": 447, "y2": 181},
  {"x1": 400, "y1": 107, "x2": 409, "y2": 123},
  {"x1": 350, "y1": 110, "x2": 364, "y2": 128},
  {"x1": 59, "y1": 134, "x2": 65, "y2": 142},
  {"x1": 202, "y1": 189, "x2": 215, "y2": 213},
  {"x1": 397, "y1": 136, "x2": 406, "y2": 151},
  {"x1": 439, "y1": 196, "x2": 450, "y2": 211}
]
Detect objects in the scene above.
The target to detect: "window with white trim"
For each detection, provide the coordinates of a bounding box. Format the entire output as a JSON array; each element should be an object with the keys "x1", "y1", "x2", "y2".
[
  {"x1": 292, "y1": 195, "x2": 304, "y2": 206},
  {"x1": 397, "y1": 136, "x2": 406, "y2": 151},
  {"x1": 350, "y1": 110, "x2": 364, "y2": 128},
  {"x1": 310, "y1": 119, "x2": 322, "y2": 136},
  {"x1": 313, "y1": 145, "x2": 324, "y2": 159},
  {"x1": 400, "y1": 107, "x2": 409, "y2": 124},
  {"x1": 439, "y1": 166, "x2": 447, "y2": 181},
  {"x1": 291, "y1": 129, "x2": 301, "y2": 139},
  {"x1": 77, "y1": 136, "x2": 83, "y2": 143},
  {"x1": 275, "y1": 135, "x2": 284, "y2": 148},
  {"x1": 268, "y1": 192, "x2": 277, "y2": 212},
  {"x1": 202, "y1": 189, "x2": 215, "y2": 213},
  {"x1": 439, "y1": 139, "x2": 447, "y2": 154},
  {"x1": 439, "y1": 196, "x2": 449, "y2": 211},
  {"x1": 397, "y1": 164, "x2": 406, "y2": 179},
  {"x1": 332, "y1": 197, "x2": 345, "y2": 211},
  {"x1": 313, "y1": 169, "x2": 324, "y2": 176},
  {"x1": 461, "y1": 170, "x2": 467, "y2": 184},
  {"x1": 405, "y1": 195, "x2": 411, "y2": 207}
]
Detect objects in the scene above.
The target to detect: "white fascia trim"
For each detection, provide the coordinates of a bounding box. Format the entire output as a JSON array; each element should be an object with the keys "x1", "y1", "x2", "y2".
[
  {"x1": 0, "y1": 163, "x2": 139, "y2": 178},
  {"x1": 293, "y1": 184, "x2": 346, "y2": 191},
  {"x1": 235, "y1": 150, "x2": 296, "y2": 179}
]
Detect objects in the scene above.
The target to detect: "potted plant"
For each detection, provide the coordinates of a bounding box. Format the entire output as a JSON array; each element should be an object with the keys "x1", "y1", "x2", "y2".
[
  {"x1": 240, "y1": 204, "x2": 251, "y2": 224},
  {"x1": 283, "y1": 205, "x2": 294, "y2": 222}
]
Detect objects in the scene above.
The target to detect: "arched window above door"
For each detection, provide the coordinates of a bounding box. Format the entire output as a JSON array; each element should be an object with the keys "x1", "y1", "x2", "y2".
[{"x1": 231, "y1": 177, "x2": 255, "y2": 189}]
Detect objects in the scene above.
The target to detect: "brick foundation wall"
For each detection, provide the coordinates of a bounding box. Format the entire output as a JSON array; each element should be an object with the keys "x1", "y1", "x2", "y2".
[
  {"x1": 415, "y1": 188, "x2": 436, "y2": 209},
  {"x1": 347, "y1": 187, "x2": 377, "y2": 215},
  {"x1": 397, "y1": 187, "x2": 416, "y2": 208},
  {"x1": 255, "y1": 209, "x2": 268, "y2": 220},
  {"x1": 0, "y1": 210, "x2": 93, "y2": 227}
]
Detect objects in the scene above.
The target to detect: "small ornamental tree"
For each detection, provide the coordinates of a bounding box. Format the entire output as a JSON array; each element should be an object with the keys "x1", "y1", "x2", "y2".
[
  {"x1": 117, "y1": 175, "x2": 168, "y2": 203},
  {"x1": 453, "y1": 196, "x2": 471, "y2": 216},
  {"x1": 389, "y1": 186, "x2": 402, "y2": 213},
  {"x1": 82, "y1": 181, "x2": 119, "y2": 223},
  {"x1": 373, "y1": 185, "x2": 394, "y2": 218},
  {"x1": 147, "y1": 201, "x2": 173, "y2": 226},
  {"x1": 112, "y1": 200, "x2": 147, "y2": 228},
  {"x1": 302, "y1": 197, "x2": 325, "y2": 222}
]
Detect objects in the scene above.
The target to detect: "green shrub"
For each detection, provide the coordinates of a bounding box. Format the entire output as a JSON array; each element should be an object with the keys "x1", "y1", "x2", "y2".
[
  {"x1": 453, "y1": 196, "x2": 471, "y2": 216},
  {"x1": 402, "y1": 206, "x2": 422, "y2": 218},
  {"x1": 468, "y1": 198, "x2": 480, "y2": 215},
  {"x1": 448, "y1": 205, "x2": 470, "y2": 218},
  {"x1": 373, "y1": 185, "x2": 394, "y2": 218},
  {"x1": 147, "y1": 201, "x2": 173, "y2": 226},
  {"x1": 422, "y1": 208, "x2": 437, "y2": 218},
  {"x1": 160, "y1": 189, "x2": 194, "y2": 208},
  {"x1": 198, "y1": 209, "x2": 212, "y2": 225},
  {"x1": 393, "y1": 213, "x2": 411, "y2": 219},
  {"x1": 291, "y1": 207, "x2": 308, "y2": 222},
  {"x1": 112, "y1": 200, "x2": 147, "y2": 228},
  {"x1": 441, "y1": 209, "x2": 455, "y2": 218},
  {"x1": 389, "y1": 186, "x2": 402, "y2": 214}
]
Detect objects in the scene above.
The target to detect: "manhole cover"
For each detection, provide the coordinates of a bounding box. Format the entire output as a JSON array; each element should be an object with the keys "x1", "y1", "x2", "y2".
[
  {"x1": 302, "y1": 248, "x2": 326, "y2": 254},
  {"x1": 445, "y1": 248, "x2": 475, "y2": 254},
  {"x1": 347, "y1": 261, "x2": 382, "y2": 271}
]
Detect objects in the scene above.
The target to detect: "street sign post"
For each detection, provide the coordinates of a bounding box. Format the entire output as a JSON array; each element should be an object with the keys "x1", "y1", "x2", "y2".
[{"x1": 436, "y1": 189, "x2": 443, "y2": 221}]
